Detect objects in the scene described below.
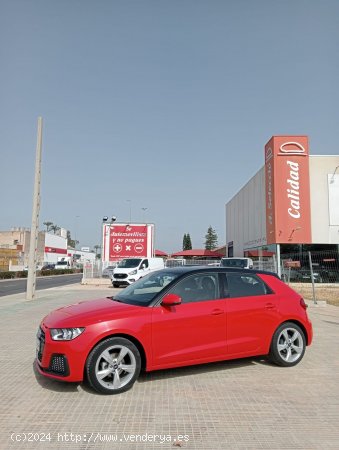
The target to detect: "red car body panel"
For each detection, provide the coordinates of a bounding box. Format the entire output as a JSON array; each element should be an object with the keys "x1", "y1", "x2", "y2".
[
  {"x1": 151, "y1": 298, "x2": 227, "y2": 369},
  {"x1": 36, "y1": 272, "x2": 313, "y2": 383},
  {"x1": 225, "y1": 291, "x2": 281, "y2": 357},
  {"x1": 259, "y1": 274, "x2": 313, "y2": 345}
]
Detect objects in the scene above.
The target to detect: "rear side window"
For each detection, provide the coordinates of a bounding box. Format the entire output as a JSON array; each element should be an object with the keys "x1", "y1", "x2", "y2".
[
  {"x1": 226, "y1": 273, "x2": 270, "y2": 298},
  {"x1": 167, "y1": 273, "x2": 219, "y2": 303}
]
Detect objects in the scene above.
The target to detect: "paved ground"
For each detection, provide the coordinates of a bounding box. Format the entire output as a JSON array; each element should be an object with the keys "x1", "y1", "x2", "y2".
[{"x1": 1, "y1": 284, "x2": 339, "y2": 449}]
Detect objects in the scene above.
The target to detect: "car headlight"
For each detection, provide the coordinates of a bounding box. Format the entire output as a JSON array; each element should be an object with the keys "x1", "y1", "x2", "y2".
[
  {"x1": 50, "y1": 328, "x2": 85, "y2": 341},
  {"x1": 129, "y1": 269, "x2": 137, "y2": 275}
]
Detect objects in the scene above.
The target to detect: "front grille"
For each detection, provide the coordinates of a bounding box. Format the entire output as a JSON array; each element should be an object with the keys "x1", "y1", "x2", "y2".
[
  {"x1": 37, "y1": 328, "x2": 45, "y2": 362},
  {"x1": 48, "y1": 354, "x2": 69, "y2": 376},
  {"x1": 114, "y1": 273, "x2": 128, "y2": 279}
]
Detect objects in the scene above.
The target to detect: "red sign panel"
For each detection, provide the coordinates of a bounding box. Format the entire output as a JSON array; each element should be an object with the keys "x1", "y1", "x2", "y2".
[
  {"x1": 284, "y1": 260, "x2": 301, "y2": 268},
  {"x1": 103, "y1": 223, "x2": 154, "y2": 262},
  {"x1": 44, "y1": 247, "x2": 67, "y2": 254},
  {"x1": 265, "y1": 136, "x2": 312, "y2": 244}
]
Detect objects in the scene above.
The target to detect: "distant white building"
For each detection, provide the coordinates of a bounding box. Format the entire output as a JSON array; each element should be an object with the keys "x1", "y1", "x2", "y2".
[{"x1": 0, "y1": 227, "x2": 95, "y2": 270}]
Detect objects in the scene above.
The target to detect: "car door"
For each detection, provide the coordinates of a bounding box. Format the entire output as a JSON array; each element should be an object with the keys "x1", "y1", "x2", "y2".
[
  {"x1": 151, "y1": 272, "x2": 227, "y2": 368},
  {"x1": 222, "y1": 272, "x2": 280, "y2": 356}
]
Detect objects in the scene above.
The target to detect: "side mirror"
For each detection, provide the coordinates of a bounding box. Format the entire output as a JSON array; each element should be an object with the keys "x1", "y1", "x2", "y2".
[{"x1": 161, "y1": 293, "x2": 182, "y2": 306}]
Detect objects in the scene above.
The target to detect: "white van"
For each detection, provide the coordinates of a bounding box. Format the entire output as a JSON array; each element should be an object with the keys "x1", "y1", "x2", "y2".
[
  {"x1": 220, "y1": 257, "x2": 254, "y2": 269},
  {"x1": 112, "y1": 257, "x2": 165, "y2": 287},
  {"x1": 55, "y1": 257, "x2": 72, "y2": 270}
]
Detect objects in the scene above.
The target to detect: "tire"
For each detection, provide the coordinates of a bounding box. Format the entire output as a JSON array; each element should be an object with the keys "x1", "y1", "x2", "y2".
[
  {"x1": 268, "y1": 322, "x2": 306, "y2": 367},
  {"x1": 86, "y1": 337, "x2": 141, "y2": 395}
]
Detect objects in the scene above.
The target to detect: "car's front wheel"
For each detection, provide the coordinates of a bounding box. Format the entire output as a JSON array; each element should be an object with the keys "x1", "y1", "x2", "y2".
[
  {"x1": 86, "y1": 337, "x2": 141, "y2": 394},
  {"x1": 269, "y1": 322, "x2": 306, "y2": 367}
]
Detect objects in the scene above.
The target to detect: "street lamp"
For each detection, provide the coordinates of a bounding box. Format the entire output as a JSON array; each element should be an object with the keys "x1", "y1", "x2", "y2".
[
  {"x1": 330, "y1": 166, "x2": 339, "y2": 183},
  {"x1": 74, "y1": 215, "x2": 80, "y2": 250},
  {"x1": 103, "y1": 216, "x2": 116, "y2": 223},
  {"x1": 288, "y1": 227, "x2": 301, "y2": 240},
  {"x1": 126, "y1": 200, "x2": 132, "y2": 223},
  {"x1": 141, "y1": 207, "x2": 148, "y2": 223},
  {"x1": 102, "y1": 215, "x2": 117, "y2": 264}
]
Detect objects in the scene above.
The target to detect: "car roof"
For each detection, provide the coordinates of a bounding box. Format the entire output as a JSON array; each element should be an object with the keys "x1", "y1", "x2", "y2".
[{"x1": 162, "y1": 266, "x2": 280, "y2": 278}]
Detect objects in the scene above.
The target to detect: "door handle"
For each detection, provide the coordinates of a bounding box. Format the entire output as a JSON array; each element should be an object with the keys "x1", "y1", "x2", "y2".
[
  {"x1": 211, "y1": 309, "x2": 224, "y2": 315},
  {"x1": 265, "y1": 303, "x2": 275, "y2": 310}
]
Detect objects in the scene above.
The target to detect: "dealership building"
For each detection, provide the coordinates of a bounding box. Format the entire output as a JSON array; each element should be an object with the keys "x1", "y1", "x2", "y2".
[{"x1": 226, "y1": 136, "x2": 339, "y2": 274}]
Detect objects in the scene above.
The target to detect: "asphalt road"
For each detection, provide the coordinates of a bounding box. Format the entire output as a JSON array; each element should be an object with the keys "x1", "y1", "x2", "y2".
[{"x1": 0, "y1": 273, "x2": 83, "y2": 297}]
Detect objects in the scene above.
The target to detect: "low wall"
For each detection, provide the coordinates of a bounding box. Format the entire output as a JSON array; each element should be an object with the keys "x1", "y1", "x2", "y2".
[{"x1": 81, "y1": 277, "x2": 111, "y2": 286}]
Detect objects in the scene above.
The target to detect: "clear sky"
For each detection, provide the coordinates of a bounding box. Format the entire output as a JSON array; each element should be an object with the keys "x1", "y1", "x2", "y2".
[{"x1": 1, "y1": 0, "x2": 339, "y2": 254}]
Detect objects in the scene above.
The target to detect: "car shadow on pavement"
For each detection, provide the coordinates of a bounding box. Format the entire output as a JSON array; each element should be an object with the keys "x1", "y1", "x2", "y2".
[
  {"x1": 137, "y1": 356, "x2": 270, "y2": 384},
  {"x1": 32, "y1": 357, "x2": 273, "y2": 395},
  {"x1": 32, "y1": 361, "x2": 82, "y2": 393}
]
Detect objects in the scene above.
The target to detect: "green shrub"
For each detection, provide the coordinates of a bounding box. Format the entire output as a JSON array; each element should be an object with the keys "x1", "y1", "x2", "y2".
[
  {"x1": 40, "y1": 268, "x2": 82, "y2": 276},
  {"x1": 17, "y1": 271, "x2": 28, "y2": 278},
  {"x1": 0, "y1": 271, "x2": 16, "y2": 279},
  {"x1": 0, "y1": 268, "x2": 83, "y2": 279}
]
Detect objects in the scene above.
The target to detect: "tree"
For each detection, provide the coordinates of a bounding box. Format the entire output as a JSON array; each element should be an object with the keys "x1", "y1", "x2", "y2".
[
  {"x1": 67, "y1": 230, "x2": 79, "y2": 249},
  {"x1": 94, "y1": 245, "x2": 101, "y2": 259},
  {"x1": 186, "y1": 233, "x2": 192, "y2": 250},
  {"x1": 205, "y1": 226, "x2": 218, "y2": 250},
  {"x1": 182, "y1": 233, "x2": 192, "y2": 251},
  {"x1": 43, "y1": 221, "x2": 54, "y2": 232},
  {"x1": 182, "y1": 234, "x2": 187, "y2": 250},
  {"x1": 50, "y1": 224, "x2": 60, "y2": 234}
]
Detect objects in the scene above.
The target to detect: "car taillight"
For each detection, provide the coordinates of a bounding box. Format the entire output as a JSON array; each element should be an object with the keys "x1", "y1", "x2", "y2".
[{"x1": 300, "y1": 298, "x2": 308, "y2": 310}]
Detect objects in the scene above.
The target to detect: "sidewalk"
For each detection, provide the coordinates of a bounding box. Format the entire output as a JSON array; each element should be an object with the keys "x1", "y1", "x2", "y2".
[{"x1": 1, "y1": 284, "x2": 339, "y2": 449}]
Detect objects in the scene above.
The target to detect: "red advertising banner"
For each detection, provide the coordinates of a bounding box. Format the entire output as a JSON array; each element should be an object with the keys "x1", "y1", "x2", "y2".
[
  {"x1": 102, "y1": 223, "x2": 154, "y2": 262},
  {"x1": 284, "y1": 260, "x2": 301, "y2": 268},
  {"x1": 265, "y1": 136, "x2": 312, "y2": 244},
  {"x1": 44, "y1": 247, "x2": 67, "y2": 255}
]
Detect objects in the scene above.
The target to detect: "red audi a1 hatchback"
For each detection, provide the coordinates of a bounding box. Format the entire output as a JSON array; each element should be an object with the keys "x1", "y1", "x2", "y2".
[{"x1": 36, "y1": 267, "x2": 313, "y2": 395}]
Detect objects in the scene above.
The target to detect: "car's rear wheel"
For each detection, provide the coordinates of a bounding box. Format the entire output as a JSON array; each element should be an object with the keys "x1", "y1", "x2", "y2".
[
  {"x1": 269, "y1": 322, "x2": 306, "y2": 367},
  {"x1": 86, "y1": 337, "x2": 141, "y2": 394}
]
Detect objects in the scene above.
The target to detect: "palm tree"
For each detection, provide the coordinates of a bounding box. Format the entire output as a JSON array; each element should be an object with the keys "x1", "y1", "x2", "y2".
[
  {"x1": 43, "y1": 221, "x2": 54, "y2": 232},
  {"x1": 50, "y1": 224, "x2": 60, "y2": 234}
]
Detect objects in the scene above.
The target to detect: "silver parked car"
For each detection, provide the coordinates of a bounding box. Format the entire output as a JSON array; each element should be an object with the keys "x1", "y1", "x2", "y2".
[{"x1": 102, "y1": 265, "x2": 117, "y2": 278}]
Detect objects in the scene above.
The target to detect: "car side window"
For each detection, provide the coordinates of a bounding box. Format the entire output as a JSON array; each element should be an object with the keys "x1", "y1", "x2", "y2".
[
  {"x1": 141, "y1": 259, "x2": 149, "y2": 268},
  {"x1": 226, "y1": 273, "x2": 268, "y2": 298},
  {"x1": 167, "y1": 273, "x2": 219, "y2": 303}
]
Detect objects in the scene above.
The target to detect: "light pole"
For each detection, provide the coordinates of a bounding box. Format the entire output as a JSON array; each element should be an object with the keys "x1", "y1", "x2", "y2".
[
  {"x1": 27, "y1": 117, "x2": 43, "y2": 301},
  {"x1": 141, "y1": 207, "x2": 148, "y2": 223},
  {"x1": 74, "y1": 215, "x2": 80, "y2": 249},
  {"x1": 126, "y1": 200, "x2": 132, "y2": 223},
  {"x1": 330, "y1": 165, "x2": 339, "y2": 183},
  {"x1": 102, "y1": 216, "x2": 117, "y2": 263}
]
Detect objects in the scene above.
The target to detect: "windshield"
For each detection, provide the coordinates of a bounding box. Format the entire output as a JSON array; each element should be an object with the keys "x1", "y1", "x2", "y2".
[
  {"x1": 221, "y1": 258, "x2": 247, "y2": 268},
  {"x1": 117, "y1": 258, "x2": 142, "y2": 268},
  {"x1": 56, "y1": 261, "x2": 68, "y2": 266},
  {"x1": 113, "y1": 270, "x2": 181, "y2": 306}
]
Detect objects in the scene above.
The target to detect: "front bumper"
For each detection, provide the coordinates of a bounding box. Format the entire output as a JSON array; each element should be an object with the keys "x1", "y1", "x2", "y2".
[
  {"x1": 112, "y1": 278, "x2": 135, "y2": 286},
  {"x1": 36, "y1": 324, "x2": 87, "y2": 382}
]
